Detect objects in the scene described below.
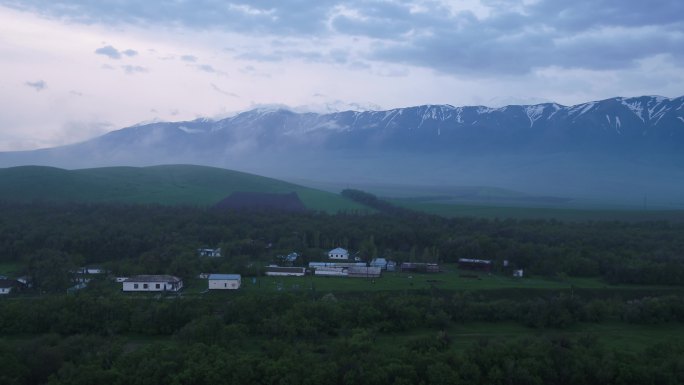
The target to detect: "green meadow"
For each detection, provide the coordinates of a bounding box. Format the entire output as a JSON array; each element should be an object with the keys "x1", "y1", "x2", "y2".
[
  {"x1": 393, "y1": 200, "x2": 684, "y2": 222},
  {"x1": 0, "y1": 164, "x2": 365, "y2": 213}
]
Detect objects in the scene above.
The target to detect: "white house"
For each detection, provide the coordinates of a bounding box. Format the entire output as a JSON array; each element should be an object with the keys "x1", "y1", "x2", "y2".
[
  {"x1": 328, "y1": 247, "x2": 349, "y2": 260},
  {"x1": 122, "y1": 275, "x2": 183, "y2": 292},
  {"x1": 208, "y1": 274, "x2": 241, "y2": 290}
]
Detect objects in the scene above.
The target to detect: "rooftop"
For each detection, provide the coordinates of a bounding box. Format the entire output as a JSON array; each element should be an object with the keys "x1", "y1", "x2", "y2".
[
  {"x1": 124, "y1": 275, "x2": 182, "y2": 283},
  {"x1": 208, "y1": 274, "x2": 241, "y2": 280}
]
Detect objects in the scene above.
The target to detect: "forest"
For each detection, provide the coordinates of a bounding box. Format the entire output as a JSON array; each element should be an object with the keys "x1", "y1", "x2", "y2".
[
  {"x1": 1, "y1": 200, "x2": 684, "y2": 287},
  {"x1": 1, "y1": 199, "x2": 684, "y2": 384}
]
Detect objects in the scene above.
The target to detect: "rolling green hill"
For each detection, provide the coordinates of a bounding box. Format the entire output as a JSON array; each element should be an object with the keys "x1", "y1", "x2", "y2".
[{"x1": 0, "y1": 164, "x2": 366, "y2": 213}]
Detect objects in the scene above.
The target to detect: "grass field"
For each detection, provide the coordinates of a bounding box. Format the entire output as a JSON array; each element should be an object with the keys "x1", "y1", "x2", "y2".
[
  {"x1": 203, "y1": 267, "x2": 678, "y2": 295},
  {"x1": 393, "y1": 200, "x2": 684, "y2": 222},
  {"x1": 0, "y1": 164, "x2": 367, "y2": 213}
]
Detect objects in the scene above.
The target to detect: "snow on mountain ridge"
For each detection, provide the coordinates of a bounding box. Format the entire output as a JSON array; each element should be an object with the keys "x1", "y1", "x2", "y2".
[
  {"x1": 525, "y1": 105, "x2": 545, "y2": 127},
  {"x1": 620, "y1": 99, "x2": 645, "y2": 122}
]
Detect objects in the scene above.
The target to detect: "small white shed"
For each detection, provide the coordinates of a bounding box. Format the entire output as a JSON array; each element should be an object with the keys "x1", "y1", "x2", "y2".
[{"x1": 208, "y1": 274, "x2": 241, "y2": 290}]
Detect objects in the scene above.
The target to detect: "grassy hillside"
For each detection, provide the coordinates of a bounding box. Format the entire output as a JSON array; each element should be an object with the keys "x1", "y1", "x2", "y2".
[{"x1": 0, "y1": 164, "x2": 366, "y2": 213}]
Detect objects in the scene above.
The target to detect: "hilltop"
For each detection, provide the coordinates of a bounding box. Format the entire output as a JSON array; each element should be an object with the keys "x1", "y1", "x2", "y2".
[{"x1": 0, "y1": 164, "x2": 364, "y2": 213}]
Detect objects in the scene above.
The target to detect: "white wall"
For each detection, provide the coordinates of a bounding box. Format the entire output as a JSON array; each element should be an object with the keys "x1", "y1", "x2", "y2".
[
  {"x1": 265, "y1": 271, "x2": 305, "y2": 276},
  {"x1": 122, "y1": 281, "x2": 182, "y2": 292},
  {"x1": 208, "y1": 279, "x2": 240, "y2": 290}
]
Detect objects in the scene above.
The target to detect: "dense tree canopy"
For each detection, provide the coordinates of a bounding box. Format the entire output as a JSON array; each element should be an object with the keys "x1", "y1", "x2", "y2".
[{"x1": 1, "y1": 201, "x2": 684, "y2": 286}]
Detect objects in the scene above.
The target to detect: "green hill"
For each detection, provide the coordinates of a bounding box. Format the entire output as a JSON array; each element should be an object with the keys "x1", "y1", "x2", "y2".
[{"x1": 0, "y1": 164, "x2": 366, "y2": 213}]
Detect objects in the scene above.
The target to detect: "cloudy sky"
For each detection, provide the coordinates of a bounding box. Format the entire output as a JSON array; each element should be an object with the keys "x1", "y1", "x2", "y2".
[{"x1": 1, "y1": 0, "x2": 683, "y2": 151}]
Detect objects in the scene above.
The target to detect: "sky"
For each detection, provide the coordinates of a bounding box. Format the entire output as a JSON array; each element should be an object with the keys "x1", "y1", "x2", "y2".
[{"x1": 0, "y1": 0, "x2": 683, "y2": 151}]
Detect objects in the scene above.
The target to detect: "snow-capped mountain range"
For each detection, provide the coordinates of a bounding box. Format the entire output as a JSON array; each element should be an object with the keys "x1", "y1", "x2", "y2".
[{"x1": 2, "y1": 95, "x2": 684, "y2": 206}]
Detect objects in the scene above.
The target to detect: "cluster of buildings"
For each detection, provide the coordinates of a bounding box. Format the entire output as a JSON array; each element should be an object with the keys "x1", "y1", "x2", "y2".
[
  {"x1": 266, "y1": 248, "x2": 401, "y2": 279},
  {"x1": 0, "y1": 246, "x2": 524, "y2": 296},
  {"x1": 119, "y1": 273, "x2": 242, "y2": 292}
]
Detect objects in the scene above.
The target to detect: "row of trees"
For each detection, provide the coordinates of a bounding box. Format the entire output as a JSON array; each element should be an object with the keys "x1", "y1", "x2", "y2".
[
  {"x1": 2, "y1": 291, "x2": 684, "y2": 337},
  {"x1": 2, "y1": 291, "x2": 684, "y2": 385}
]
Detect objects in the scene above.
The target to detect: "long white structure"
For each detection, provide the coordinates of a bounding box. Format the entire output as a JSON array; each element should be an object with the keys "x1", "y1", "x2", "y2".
[
  {"x1": 264, "y1": 266, "x2": 306, "y2": 276},
  {"x1": 122, "y1": 275, "x2": 183, "y2": 292},
  {"x1": 208, "y1": 274, "x2": 241, "y2": 290}
]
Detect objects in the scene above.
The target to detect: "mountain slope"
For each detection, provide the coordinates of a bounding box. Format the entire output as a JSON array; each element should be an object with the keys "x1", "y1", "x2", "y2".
[
  {"x1": 1, "y1": 95, "x2": 683, "y2": 207},
  {"x1": 0, "y1": 165, "x2": 365, "y2": 212}
]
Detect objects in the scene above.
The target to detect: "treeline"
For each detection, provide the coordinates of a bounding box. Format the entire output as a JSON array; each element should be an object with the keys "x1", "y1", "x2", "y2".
[
  {"x1": 1, "y1": 201, "x2": 684, "y2": 289},
  {"x1": 2, "y1": 291, "x2": 684, "y2": 384},
  {"x1": 2, "y1": 291, "x2": 684, "y2": 337}
]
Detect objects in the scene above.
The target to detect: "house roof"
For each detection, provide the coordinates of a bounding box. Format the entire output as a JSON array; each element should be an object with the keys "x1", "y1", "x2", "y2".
[
  {"x1": 208, "y1": 274, "x2": 241, "y2": 280},
  {"x1": 124, "y1": 275, "x2": 182, "y2": 283},
  {"x1": 329, "y1": 247, "x2": 348, "y2": 254}
]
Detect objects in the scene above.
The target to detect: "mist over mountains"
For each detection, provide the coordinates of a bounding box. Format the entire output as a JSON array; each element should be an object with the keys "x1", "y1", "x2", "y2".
[{"x1": 2, "y1": 95, "x2": 683, "y2": 207}]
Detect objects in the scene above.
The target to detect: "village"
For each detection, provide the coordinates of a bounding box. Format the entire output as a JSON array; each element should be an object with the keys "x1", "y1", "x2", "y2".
[{"x1": 0, "y1": 247, "x2": 525, "y2": 296}]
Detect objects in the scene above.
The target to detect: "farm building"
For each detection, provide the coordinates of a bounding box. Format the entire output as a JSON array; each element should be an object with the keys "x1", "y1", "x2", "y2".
[
  {"x1": 458, "y1": 258, "x2": 492, "y2": 271},
  {"x1": 370, "y1": 258, "x2": 387, "y2": 269},
  {"x1": 264, "y1": 266, "x2": 306, "y2": 277},
  {"x1": 400, "y1": 262, "x2": 440, "y2": 273},
  {"x1": 208, "y1": 274, "x2": 241, "y2": 290},
  {"x1": 348, "y1": 266, "x2": 382, "y2": 278},
  {"x1": 309, "y1": 262, "x2": 366, "y2": 269},
  {"x1": 198, "y1": 248, "x2": 221, "y2": 257},
  {"x1": 0, "y1": 279, "x2": 20, "y2": 295},
  {"x1": 328, "y1": 247, "x2": 349, "y2": 260},
  {"x1": 314, "y1": 267, "x2": 348, "y2": 276},
  {"x1": 122, "y1": 275, "x2": 183, "y2": 292}
]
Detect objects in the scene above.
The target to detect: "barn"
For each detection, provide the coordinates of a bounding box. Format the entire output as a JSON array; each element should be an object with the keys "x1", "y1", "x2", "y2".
[{"x1": 122, "y1": 275, "x2": 183, "y2": 292}]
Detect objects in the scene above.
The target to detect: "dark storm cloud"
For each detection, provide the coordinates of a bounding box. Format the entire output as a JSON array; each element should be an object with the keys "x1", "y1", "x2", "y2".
[
  {"x1": 5, "y1": 0, "x2": 683, "y2": 75},
  {"x1": 2, "y1": 0, "x2": 335, "y2": 34},
  {"x1": 370, "y1": 0, "x2": 684, "y2": 75}
]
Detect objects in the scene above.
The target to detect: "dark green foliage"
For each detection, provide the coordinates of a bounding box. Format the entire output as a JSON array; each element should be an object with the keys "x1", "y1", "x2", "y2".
[
  {"x1": 1, "y1": 200, "x2": 684, "y2": 383},
  {"x1": 2, "y1": 201, "x2": 684, "y2": 284},
  {"x1": 0, "y1": 291, "x2": 683, "y2": 384}
]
